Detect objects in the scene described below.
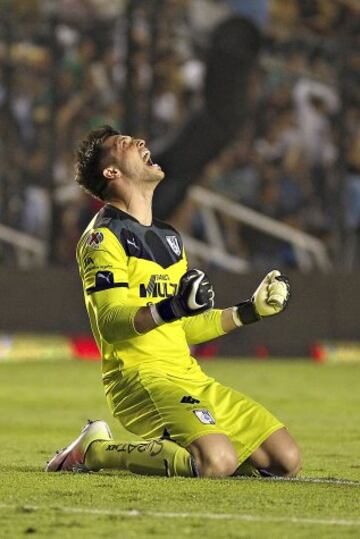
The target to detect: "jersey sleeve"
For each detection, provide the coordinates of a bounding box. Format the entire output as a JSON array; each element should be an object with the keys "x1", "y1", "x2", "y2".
[
  {"x1": 179, "y1": 245, "x2": 225, "y2": 344},
  {"x1": 77, "y1": 227, "x2": 140, "y2": 343},
  {"x1": 182, "y1": 309, "x2": 226, "y2": 345}
]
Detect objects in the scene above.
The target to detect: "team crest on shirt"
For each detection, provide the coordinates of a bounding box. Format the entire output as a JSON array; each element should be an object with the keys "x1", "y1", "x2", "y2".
[
  {"x1": 193, "y1": 409, "x2": 216, "y2": 425},
  {"x1": 87, "y1": 231, "x2": 104, "y2": 249},
  {"x1": 166, "y1": 235, "x2": 181, "y2": 256}
]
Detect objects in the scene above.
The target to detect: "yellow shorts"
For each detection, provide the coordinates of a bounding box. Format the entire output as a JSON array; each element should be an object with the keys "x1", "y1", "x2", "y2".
[{"x1": 104, "y1": 363, "x2": 284, "y2": 466}]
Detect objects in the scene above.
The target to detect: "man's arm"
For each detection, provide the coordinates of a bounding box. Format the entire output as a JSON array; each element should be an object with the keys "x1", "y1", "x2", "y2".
[
  {"x1": 131, "y1": 305, "x2": 228, "y2": 338},
  {"x1": 97, "y1": 267, "x2": 289, "y2": 342},
  {"x1": 133, "y1": 306, "x2": 158, "y2": 334},
  {"x1": 182, "y1": 270, "x2": 290, "y2": 345},
  {"x1": 98, "y1": 271, "x2": 214, "y2": 338},
  {"x1": 79, "y1": 230, "x2": 215, "y2": 342},
  {"x1": 78, "y1": 227, "x2": 141, "y2": 343},
  {"x1": 221, "y1": 308, "x2": 239, "y2": 333},
  {"x1": 97, "y1": 268, "x2": 215, "y2": 339},
  {"x1": 128, "y1": 269, "x2": 215, "y2": 333},
  {"x1": 80, "y1": 228, "x2": 288, "y2": 343}
]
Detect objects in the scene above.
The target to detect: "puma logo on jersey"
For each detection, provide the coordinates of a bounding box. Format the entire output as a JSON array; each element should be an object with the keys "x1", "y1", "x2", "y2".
[
  {"x1": 127, "y1": 238, "x2": 138, "y2": 249},
  {"x1": 97, "y1": 272, "x2": 112, "y2": 283},
  {"x1": 139, "y1": 274, "x2": 177, "y2": 298}
]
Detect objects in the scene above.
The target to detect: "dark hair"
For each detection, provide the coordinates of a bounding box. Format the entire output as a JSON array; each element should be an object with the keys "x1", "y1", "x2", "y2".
[{"x1": 75, "y1": 125, "x2": 120, "y2": 200}]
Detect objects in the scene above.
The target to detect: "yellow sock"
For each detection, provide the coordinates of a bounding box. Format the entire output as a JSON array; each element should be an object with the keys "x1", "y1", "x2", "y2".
[{"x1": 85, "y1": 438, "x2": 197, "y2": 477}]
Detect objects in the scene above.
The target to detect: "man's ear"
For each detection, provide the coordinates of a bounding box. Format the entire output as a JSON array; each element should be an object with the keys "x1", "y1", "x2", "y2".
[{"x1": 103, "y1": 166, "x2": 121, "y2": 180}]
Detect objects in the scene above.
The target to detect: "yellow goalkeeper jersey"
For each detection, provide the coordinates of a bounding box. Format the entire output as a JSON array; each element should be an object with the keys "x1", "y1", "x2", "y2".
[{"x1": 76, "y1": 204, "x2": 225, "y2": 377}]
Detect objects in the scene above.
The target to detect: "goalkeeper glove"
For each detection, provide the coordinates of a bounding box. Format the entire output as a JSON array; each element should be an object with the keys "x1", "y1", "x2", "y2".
[
  {"x1": 150, "y1": 269, "x2": 215, "y2": 325},
  {"x1": 233, "y1": 270, "x2": 290, "y2": 326}
]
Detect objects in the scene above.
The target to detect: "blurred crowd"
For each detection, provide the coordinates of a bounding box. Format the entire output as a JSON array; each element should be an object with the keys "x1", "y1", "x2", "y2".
[
  {"x1": 0, "y1": 0, "x2": 360, "y2": 269},
  {"x1": 191, "y1": 0, "x2": 360, "y2": 269}
]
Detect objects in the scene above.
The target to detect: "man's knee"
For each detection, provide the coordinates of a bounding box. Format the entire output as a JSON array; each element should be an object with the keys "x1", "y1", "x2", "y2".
[
  {"x1": 199, "y1": 448, "x2": 238, "y2": 478},
  {"x1": 250, "y1": 428, "x2": 301, "y2": 477},
  {"x1": 267, "y1": 438, "x2": 301, "y2": 477},
  {"x1": 278, "y1": 443, "x2": 301, "y2": 477},
  {"x1": 188, "y1": 434, "x2": 238, "y2": 478}
]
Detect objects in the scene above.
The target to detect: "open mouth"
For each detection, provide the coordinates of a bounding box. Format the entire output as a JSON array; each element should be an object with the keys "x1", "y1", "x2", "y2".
[{"x1": 142, "y1": 150, "x2": 161, "y2": 169}]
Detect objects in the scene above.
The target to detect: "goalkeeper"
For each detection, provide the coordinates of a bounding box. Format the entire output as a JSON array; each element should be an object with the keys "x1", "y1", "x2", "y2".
[{"x1": 46, "y1": 126, "x2": 300, "y2": 478}]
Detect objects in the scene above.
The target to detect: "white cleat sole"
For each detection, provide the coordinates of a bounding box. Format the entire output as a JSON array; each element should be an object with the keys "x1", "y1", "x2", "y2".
[{"x1": 45, "y1": 420, "x2": 112, "y2": 472}]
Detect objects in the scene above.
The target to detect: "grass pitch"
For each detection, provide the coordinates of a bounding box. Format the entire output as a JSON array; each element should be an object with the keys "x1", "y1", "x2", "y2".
[{"x1": 0, "y1": 358, "x2": 360, "y2": 538}]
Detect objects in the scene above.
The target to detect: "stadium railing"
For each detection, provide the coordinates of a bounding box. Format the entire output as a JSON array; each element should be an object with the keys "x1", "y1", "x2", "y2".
[
  {"x1": 0, "y1": 189, "x2": 331, "y2": 272},
  {"x1": 186, "y1": 186, "x2": 332, "y2": 273},
  {"x1": 0, "y1": 224, "x2": 47, "y2": 267}
]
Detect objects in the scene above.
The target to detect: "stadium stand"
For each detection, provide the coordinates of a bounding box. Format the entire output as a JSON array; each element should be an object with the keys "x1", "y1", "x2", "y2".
[{"x1": 0, "y1": 0, "x2": 359, "y2": 269}]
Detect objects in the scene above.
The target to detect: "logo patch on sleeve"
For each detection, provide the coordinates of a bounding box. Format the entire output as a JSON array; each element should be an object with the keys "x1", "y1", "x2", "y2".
[
  {"x1": 87, "y1": 231, "x2": 104, "y2": 249},
  {"x1": 85, "y1": 270, "x2": 129, "y2": 295},
  {"x1": 96, "y1": 271, "x2": 114, "y2": 287},
  {"x1": 193, "y1": 409, "x2": 216, "y2": 425},
  {"x1": 84, "y1": 256, "x2": 95, "y2": 268}
]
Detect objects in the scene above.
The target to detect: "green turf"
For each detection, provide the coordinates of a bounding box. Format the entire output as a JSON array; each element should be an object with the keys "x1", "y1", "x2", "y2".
[{"x1": 1, "y1": 358, "x2": 360, "y2": 538}]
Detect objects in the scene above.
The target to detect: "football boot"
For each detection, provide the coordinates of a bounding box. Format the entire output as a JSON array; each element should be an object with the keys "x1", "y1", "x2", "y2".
[{"x1": 45, "y1": 419, "x2": 112, "y2": 472}]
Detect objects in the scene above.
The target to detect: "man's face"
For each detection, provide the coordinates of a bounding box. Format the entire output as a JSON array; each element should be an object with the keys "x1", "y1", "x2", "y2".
[{"x1": 102, "y1": 135, "x2": 165, "y2": 183}]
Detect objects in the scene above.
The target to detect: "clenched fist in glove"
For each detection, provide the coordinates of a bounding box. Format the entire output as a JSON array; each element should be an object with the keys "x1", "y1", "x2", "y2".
[
  {"x1": 150, "y1": 269, "x2": 215, "y2": 325},
  {"x1": 233, "y1": 270, "x2": 290, "y2": 326}
]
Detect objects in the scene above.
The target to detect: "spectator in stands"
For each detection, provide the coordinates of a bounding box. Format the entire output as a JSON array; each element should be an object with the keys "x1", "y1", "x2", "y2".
[{"x1": 293, "y1": 78, "x2": 339, "y2": 206}]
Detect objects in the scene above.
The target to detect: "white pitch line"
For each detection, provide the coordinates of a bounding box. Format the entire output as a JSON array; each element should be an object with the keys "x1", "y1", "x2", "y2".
[
  {"x1": 235, "y1": 476, "x2": 360, "y2": 487},
  {"x1": 0, "y1": 504, "x2": 360, "y2": 528}
]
